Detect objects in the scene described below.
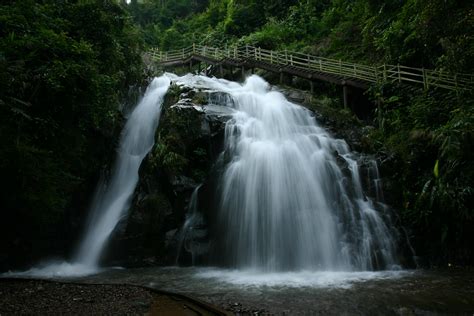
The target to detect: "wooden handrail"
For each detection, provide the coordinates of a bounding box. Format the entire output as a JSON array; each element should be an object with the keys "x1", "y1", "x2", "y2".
[{"x1": 148, "y1": 44, "x2": 473, "y2": 91}]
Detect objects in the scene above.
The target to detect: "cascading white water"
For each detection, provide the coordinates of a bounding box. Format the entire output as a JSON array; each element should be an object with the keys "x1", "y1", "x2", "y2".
[
  {"x1": 75, "y1": 75, "x2": 171, "y2": 267},
  {"x1": 176, "y1": 185, "x2": 209, "y2": 265},
  {"x1": 3, "y1": 76, "x2": 170, "y2": 277},
  {"x1": 174, "y1": 74, "x2": 399, "y2": 272}
]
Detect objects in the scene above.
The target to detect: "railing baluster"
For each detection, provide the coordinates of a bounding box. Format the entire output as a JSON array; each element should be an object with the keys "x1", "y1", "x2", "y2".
[{"x1": 151, "y1": 45, "x2": 471, "y2": 91}]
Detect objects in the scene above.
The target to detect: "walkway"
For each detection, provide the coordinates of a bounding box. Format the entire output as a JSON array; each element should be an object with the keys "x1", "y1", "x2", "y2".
[{"x1": 149, "y1": 44, "x2": 473, "y2": 91}]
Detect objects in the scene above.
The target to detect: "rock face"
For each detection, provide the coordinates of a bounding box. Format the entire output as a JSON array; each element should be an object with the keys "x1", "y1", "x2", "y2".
[{"x1": 104, "y1": 84, "x2": 234, "y2": 266}]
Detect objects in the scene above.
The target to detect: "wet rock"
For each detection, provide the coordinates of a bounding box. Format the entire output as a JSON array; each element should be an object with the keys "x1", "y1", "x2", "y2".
[
  {"x1": 104, "y1": 85, "x2": 236, "y2": 266},
  {"x1": 285, "y1": 89, "x2": 306, "y2": 103},
  {"x1": 170, "y1": 175, "x2": 198, "y2": 194}
]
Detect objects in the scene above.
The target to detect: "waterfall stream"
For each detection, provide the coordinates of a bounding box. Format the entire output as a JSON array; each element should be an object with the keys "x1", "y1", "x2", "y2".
[
  {"x1": 75, "y1": 75, "x2": 171, "y2": 267},
  {"x1": 175, "y1": 74, "x2": 399, "y2": 271}
]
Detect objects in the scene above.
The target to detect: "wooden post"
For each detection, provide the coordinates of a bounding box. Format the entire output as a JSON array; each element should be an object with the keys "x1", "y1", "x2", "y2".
[
  {"x1": 397, "y1": 64, "x2": 401, "y2": 83},
  {"x1": 182, "y1": 48, "x2": 185, "y2": 59},
  {"x1": 270, "y1": 51, "x2": 273, "y2": 64},
  {"x1": 234, "y1": 46, "x2": 237, "y2": 58},
  {"x1": 285, "y1": 49, "x2": 288, "y2": 64},
  {"x1": 319, "y1": 59, "x2": 322, "y2": 71},
  {"x1": 245, "y1": 45, "x2": 249, "y2": 57},
  {"x1": 377, "y1": 97, "x2": 383, "y2": 129},
  {"x1": 159, "y1": 51, "x2": 162, "y2": 61},
  {"x1": 343, "y1": 84, "x2": 348, "y2": 109}
]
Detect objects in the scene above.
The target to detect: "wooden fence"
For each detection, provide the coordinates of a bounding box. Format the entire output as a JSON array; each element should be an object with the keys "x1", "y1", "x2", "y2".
[{"x1": 149, "y1": 44, "x2": 473, "y2": 91}]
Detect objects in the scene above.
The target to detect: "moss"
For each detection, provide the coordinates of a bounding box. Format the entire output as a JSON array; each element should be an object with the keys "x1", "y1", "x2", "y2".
[
  {"x1": 191, "y1": 91, "x2": 208, "y2": 105},
  {"x1": 152, "y1": 84, "x2": 210, "y2": 181},
  {"x1": 144, "y1": 193, "x2": 172, "y2": 218}
]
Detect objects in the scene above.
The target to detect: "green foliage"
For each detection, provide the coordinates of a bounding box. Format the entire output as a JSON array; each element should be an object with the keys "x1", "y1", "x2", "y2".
[
  {"x1": 150, "y1": 85, "x2": 209, "y2": 181},
  {"x1": 369, "y1": 85, "x2": 474, "y2": 264},
  {"x1": 239, "y1": 18, "x2": 297, "y2": 49},
  {"x1": 151, "y1": 140, "x2": 189, "y2": 173},
  {"x1": 0, "y1": 0, "x2": 143, "y2": 262},
  {"x1": 128, "y1": 0, "x2": 473, "y2": 73}
]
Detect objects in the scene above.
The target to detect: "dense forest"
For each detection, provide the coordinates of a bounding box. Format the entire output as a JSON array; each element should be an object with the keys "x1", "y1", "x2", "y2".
[
  {"x1": 0, "y1": 0, "x2": 472, "y2": 270},
  {"x1": 0, "y1": 1, "x2": 143, "y2": 268}
]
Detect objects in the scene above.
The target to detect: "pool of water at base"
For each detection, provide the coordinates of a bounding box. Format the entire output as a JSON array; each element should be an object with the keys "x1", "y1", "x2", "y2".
[{"x1": 69, "y1": 267, "x2": 474, "y2": 315}]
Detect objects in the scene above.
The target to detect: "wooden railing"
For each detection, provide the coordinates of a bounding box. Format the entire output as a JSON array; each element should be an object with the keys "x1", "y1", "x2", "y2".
[{"x1": 149, "y1": 44, "x2": 473, "y2": 91}]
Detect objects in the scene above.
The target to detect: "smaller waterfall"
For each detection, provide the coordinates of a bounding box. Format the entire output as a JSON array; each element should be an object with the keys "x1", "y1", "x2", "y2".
[
  {"x1": 3, "y1": 76, "x2": 170, "y2": 277},
  {"x1": 75, "y1": 76, "x2": 171, "y2": 267},
  {"x1": 176, "y1": 185, "x2": 209, "y2": 265}
]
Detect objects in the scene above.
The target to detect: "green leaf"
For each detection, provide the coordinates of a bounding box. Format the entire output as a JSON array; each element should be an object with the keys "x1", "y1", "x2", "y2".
[{"x1": 433, "y1": 159, "x2": 439, "y2": 178}]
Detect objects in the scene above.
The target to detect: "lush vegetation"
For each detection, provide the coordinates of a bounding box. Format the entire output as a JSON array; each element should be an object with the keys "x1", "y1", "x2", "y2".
[
  {"x1": 0, "y1": 0, "x2": 143, "y2": 268},
  {"x1": 127, "y1": 0, "x2": 473, "y2": 72},
  {"x1": 369, "y1": 85, "x2": 473, "y2": 265}
]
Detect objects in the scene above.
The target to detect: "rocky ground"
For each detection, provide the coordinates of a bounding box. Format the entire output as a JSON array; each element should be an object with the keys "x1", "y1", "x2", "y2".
[{"x1": 0, "y1": 279, "x2": 228, "y2": 315}]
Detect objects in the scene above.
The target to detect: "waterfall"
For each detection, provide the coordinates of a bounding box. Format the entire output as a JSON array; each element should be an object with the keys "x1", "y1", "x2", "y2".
[
  {"x1": 75, "y1": 75, "x2": 170, "y2": 267},
  {"x1": 175, "y1": 74, "x2": 399, "y2": 272},
  {"x1": 3, "y1": 75, "x2": 170, "y2": 277},
  {"x1": 175, "y1": 185, "x2": 209, "y2": 265}
]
